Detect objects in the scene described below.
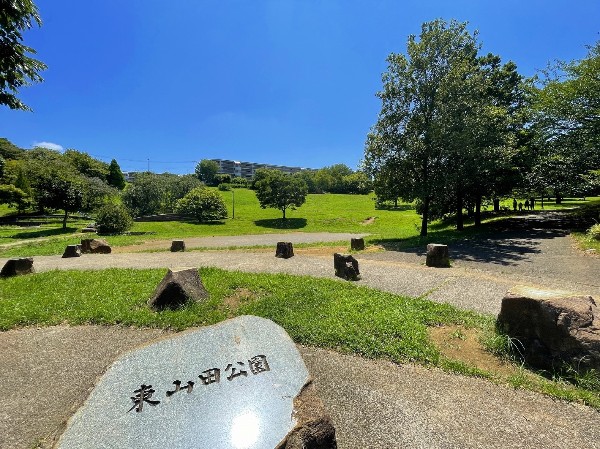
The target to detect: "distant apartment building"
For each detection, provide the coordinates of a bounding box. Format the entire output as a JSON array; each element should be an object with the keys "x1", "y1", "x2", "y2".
[{"x1": 211, "y1": 159, "x2": 309, "y2": 179}]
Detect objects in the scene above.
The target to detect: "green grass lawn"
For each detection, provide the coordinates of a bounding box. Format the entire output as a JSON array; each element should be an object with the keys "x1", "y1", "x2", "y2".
[
  {"x1": 1, "y1": 190, "x2": 598, "y2": 258},
  {"x1": 0, "y1": 267, "x2": 597, "y2": 408}
]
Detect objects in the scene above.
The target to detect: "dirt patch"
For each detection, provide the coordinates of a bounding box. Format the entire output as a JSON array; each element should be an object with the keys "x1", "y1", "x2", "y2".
[
  {"x1": 430, "y1": 325, "x2": 517, "y2": 377},
  {"x1": 221, "y1": 287, "x2": 256, "y2": 316},
  {"x1": 361, "y1": 216, "x2": 376, "y2": 225}
]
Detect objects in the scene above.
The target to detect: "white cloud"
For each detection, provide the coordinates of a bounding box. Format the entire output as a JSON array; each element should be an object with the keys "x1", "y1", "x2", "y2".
[{"x1": 32, "y1": 141, "x2": 64, "y2": 152}]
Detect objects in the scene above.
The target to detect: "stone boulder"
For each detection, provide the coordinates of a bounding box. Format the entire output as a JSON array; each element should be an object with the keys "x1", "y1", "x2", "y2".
[
  {"x1": 148, "y1": 267, "x2": 209, "y2": 311},
  {"x1": 334, "y1": 253, "x2": 360, "y2": 281},
  {"x1": 276, "y1": 380, "x2": 337, "y2": 449},
  {"x1": 497, "y1": 286, "x2": 600, "y2": 371},
  {"x1": 170, "y1": 240, "x2": 185, "y2": 252},
  {"x1": 62, "y1": 244, "x2": 81, "y2": 258},
  {"x1": 0, "y1": 257, "x2": 34, "y2": 277},
  {"x1": 426, "y1": 243, "x2": 449, "y2": 267},
  {"x1": 80, "y1": 238, "x2": 111, "y2": 254},
  {"x1": 276, "y1": 242, "x2": 294, "y2": 259},
  {"x1": 350, "y1": 237, "x2": 365, "y2": 251}
]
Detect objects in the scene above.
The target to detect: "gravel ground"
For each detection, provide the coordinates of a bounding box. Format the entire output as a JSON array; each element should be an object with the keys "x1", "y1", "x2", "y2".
[{"x1": 2, "y1": 326, "x2": 599, "y2": 449}]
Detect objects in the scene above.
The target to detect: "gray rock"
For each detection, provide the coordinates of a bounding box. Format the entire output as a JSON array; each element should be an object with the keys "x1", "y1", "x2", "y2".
[
  {"x1": 55, "y1": 316, "x2": 336, "y2": 449},
  {"x1": 170, "y1": 240, "x2": 186, "y2": 252},
  {"x1": 62, "y1": 245, "x2": 82, "y2": 258},
  {"x1": 148, "y1": 267, "x2": 209, "y2": 311},
  {"x1": 497, "y1": 286, "x2": 600, "y2": 371},
  {"x1": 426, "y1": 244, "x2": 449, "y2": 267},
  {"x1": 276, "y1": 242, "x2": 294, "y2": 259},
  {"x1": 0, "y1": 257, "x2": 34, "y2": 277},
  {"x1": 80, "y1": 238, "x2": 111, "y2": 254},
  {"x1": 333, "y1": 253, "x2": 360, "y2": 281}
]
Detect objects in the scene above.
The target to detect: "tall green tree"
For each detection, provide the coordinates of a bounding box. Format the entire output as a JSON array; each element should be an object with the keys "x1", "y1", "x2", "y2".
[
  {"x1": 254, "y1": 170, "x2": 308, "y2": 219},
  {"x1": 107, "y1": 159, "x2": 126, "y2": 190},
  {"x1": 530, "y1": 41, "x2": 600, "y2": 202},
  {"x1": 364, "y1": 19, "x2": 479, "y2": 236},
  {"x1": 195, "y1": 159, "x2": 219, "y2": 185},
  {"x1": 0, "y1": 0, "x2": 47, "y2": 110}
]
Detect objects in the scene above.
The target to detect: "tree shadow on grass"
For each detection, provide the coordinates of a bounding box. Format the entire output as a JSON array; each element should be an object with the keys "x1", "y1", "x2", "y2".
[
  {"x1": 374, "y1": 204, "x2": 414, "y2": 212},
  {"x1": 9, "y1": 227, "x2": 79, "y2": 240},
  {"x1": 254, "y1": 218, "x2": 307, "y2": 229}
]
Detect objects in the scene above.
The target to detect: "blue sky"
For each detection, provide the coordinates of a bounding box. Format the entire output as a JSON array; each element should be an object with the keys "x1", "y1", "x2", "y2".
[{"x1": 1, "y1": 0, "x2": 598, "y2": 174}]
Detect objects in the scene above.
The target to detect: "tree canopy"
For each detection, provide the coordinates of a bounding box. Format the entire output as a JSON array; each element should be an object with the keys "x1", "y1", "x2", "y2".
[
  {"x1": 254, "y1": 170, "x2": 308, "y2": 219},
  {"x1": 195, "y1": 159, "x2": 219, "y2": 186},
  {"x1": 0, "y1": 0, "x2": 47, "y2": 110}
]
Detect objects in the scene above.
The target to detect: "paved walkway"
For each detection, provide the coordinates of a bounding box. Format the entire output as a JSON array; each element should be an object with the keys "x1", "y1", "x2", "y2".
[{"x1": 2, "y1": 217, "x2": 600, "y2": 448}]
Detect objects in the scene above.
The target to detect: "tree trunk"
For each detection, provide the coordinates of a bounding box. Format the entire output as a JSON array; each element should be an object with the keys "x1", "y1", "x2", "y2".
[
  {"x1": 456, "y1": 191, "x2": 464, "y2": 231},
  {"x1": 493, "y1": 198, "x2": 500, "y2": 212},
  {"x1": 394, "y1": 198, "x2": 398, "y2": 208},
  {"x1": 420, "y1": 197, "x2": 429, "y2": 236},
  {"x1": 282, "y1": 208, "x2": 286, "y2": 220},
  {"x1": 541, "y1": 196, "x2": 544, "y2": 209},
  {"x1": 555, "y1": 193, "x2": 562, "y2": 204},
  {"x1": 63, "y1": 210, "x2": 68, "y2": 230},
  {"x1": 474, "y1": 195, "x2": 482, "y2": 227}
]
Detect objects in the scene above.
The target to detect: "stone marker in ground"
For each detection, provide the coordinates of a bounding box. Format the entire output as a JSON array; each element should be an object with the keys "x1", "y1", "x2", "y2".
[
  {"x1": 425, "y1": 243, "x2": 450, "y2": 267},
  {"x1": 333, "y1": 253, "x2": 360, "y2": 281},
  {"x1": 497, "y1": 286, "x2": 600, "y2": 371},
  {"x1": 275, "y1": 242, "x2": 294, "y2": 259},
  {"x1": 55, "y1": 316, "x2": 337, "y2": 449},
  {"x1": 350, "y1": 238, "x2": 365, "y2": 251},
  {"x1": 148, "y1": 267, "x2": 209, "y2": 311},
  {"x1": 0, "y1": 257, "x2": 34, "y2": 277},
  {"x1": 80, "y1": 238, "x2": 111, "y2": 254},
  {"x1": 62, "y1": 244, "x2": 82, "y2": 258},
  {"x1": 171, "y1": 240, "x2": 186, "y2": 252}
]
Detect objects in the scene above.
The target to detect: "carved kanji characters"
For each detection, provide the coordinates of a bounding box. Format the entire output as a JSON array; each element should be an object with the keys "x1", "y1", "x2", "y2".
[
  {"x1": 128, "y1": 384, "x2": 160, "y2": 413},
  {"x1": 225, "y1": 361, "x2": 248, "y2": 381},
  {"x1": 248, "y1": 355, "x2": 270, "y2": 375},
  {"x1": 166, "y1": 380, "x2": 194, "y2": 397},
  {"x1": 198, "y1": 368, "x2": 221, "y2": 385}
]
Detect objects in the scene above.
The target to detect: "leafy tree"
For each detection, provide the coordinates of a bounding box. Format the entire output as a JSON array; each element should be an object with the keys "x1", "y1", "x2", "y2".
[
  {"x1": 364, "y1": 20, "x2": 479, "y2": 235},
  {"x1": 95, "y1": 203, "x2": 133, "y2": 234},
  {"x1": 195, "y1": 159, "x2": 219, "y2": 185},
  {"x1": 0, "y1": 138, "x2": 24, "y2": 159},
  {"x1": 121, "y1": 172, "x2": 164, "y2": 216},
  {"x1": 107, "y1": 159, "x2": 126, "y2": 190},
  {"x1": 0, "y1": 155, "x2": 4, "y2": 178},
  {"x1": 254, "y1": 170, "x2": 308, "y2": 219},
  {"x1": 342, "y1": 171, "x2": 372, "y2": 195},
  {"x1": 0, "y1": 0, "x2": 47, "y2": 110},
  {"x1": 36, "y1": 175, "x2": 84, "y2": 229},
  {"x1": 530, "y1": 41, "x2": 600, "y2": 202},
  {"x1": 0, "y1": 183, "x2": 30, "y2": 211},
  {"x1": 63, "y1": 149, "x2": 112, "y2": 181},
  {"x1": 175, "y1": 187, "x2": 227, "y2": 222},
  {"x1": 231, "y1": 176, "x2": 248, "y2": 188}
]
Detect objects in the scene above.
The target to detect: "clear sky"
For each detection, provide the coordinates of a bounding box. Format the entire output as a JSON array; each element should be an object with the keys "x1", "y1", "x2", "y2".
[{"x1": 1, "y1": 0, "x2": 598, "y2": 174}]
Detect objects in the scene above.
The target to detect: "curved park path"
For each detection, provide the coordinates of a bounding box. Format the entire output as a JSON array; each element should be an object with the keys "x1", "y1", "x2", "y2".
[{"x1": 2, "y1": 215, "x2": 600, "y2": 449}]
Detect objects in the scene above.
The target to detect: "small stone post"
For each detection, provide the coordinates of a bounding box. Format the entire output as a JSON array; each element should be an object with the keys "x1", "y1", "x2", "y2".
[
  {"x1": 62, "y1": 244, "x2": 82, "y2": 258},
  {"x1": 334, "y1": 253, "x2": 360, "y2": 281},
  {"x1": 171, "y1": 240, "x2": 186, "y2": 252},
  {"x1": 426, "y1": 244, "x2": 450, "y2": 267},
  {"x1": 276, "y1": 242, "x2": 294, "y2": 259},
  {"x1": 350, "y1": 238, "x2": 365, "y2": 251},
  {"x1": 0, "y1": 257, "x2": 34, "y2": 277}
]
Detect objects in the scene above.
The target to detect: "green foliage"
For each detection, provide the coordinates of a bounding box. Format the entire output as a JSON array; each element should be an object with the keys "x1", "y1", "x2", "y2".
[
  {"x1": 95, "y1": 203, "x2": 133, "y2": 234},
  {"x1": 214, "y1": 173, "x2": 231, "y2": 185},
  {"x1": 0, "y1": 0, "x2": 47, "y2": 111},
  {"x1": 0, "y1": 183, "x2": 30, "y2": 210},
  {"x1": 364, "y1": 19, "x2": 528, "y2": 234},
  {"x1": 107, "y1": 159, "x2": 126, "y2": 190},
  {"x1": 254, "y1": 170, "x2": 308, "y2": 219},
  {"x1": 195, "y1": 159, "x2": 219, "y2": 185},
  {"x1": 0, "y1": 138, "x2": 24, "y2": 159},
  {"x1": 175, "y1": 187, "x2": 227, "y2": 222},
  {"x1": 231, "y1": 176, "x2": 248, "y2": 188},
  {"x1": 218, "y1": 182, "x2": 231, "y2": 191},
  {"x1": 62, "y1": 149, "x2": 109, "y2": 180},
  {"x1": 587, "y1": 224, "x2": 600, "y2": 241},
  {"x1": 0, "y1": 155, "x2": 4, "y2": 178}
]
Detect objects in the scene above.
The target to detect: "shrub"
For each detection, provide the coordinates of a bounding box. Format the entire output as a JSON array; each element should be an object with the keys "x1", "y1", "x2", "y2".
[
  {"x1": 218, "y1": 183, "x2": 232, "y2": 191},
  {"x1": 95, "y1": 203, "x2": 133, "y2": 234},
  {"x1": 587, "y1": 223, "x2": 600, "y2": 241},
  {"x1": 175, "y1": 187, "x2": 227, "y2": 222},
  {"x1": 231, "y1": 176, "x2": 248, "y2": 188}
]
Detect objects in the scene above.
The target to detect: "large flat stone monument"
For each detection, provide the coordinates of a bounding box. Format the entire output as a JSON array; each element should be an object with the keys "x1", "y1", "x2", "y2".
[{"x1": 55, "y1": 316, "x2": 335, "y2": 449}]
